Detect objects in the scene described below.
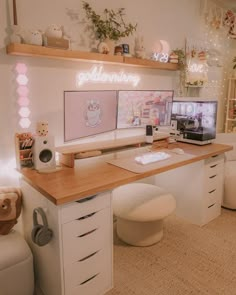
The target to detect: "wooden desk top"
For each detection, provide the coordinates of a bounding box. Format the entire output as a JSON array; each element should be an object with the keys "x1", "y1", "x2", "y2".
[{"x1": 20, "y1": 143, "x2": 232, "y2": 206}]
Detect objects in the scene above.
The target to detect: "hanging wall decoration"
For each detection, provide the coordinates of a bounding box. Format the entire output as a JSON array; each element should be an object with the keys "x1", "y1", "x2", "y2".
[
  {"x1": 223, "y1": 10, "x2": 236, "y2": 39},
  {"x1": 201, "y1": 0, "x2": 236, "y2": 39},
  {"x1": 185, "y1": 39, "x2": 208, "y2": 87}
]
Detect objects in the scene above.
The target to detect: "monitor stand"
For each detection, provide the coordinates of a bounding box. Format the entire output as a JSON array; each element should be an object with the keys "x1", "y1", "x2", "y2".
[{"x1": 153, "y1": 131, "x2": 170, "y2": 141}]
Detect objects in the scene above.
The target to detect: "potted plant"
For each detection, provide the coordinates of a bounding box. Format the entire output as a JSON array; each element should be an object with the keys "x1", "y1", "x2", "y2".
[
  {"x1": 82, "y1": 1, "x2": 137, "y2": 53},
  {"x1": 171, "y1": 48, "x2": 186, "y2": 70},
  {"x1": 170, "y1": 48, "x2": 186, "y2": 96}
]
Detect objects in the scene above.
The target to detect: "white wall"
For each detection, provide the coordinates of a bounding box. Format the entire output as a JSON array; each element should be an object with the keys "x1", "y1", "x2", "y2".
[{"x1": 0, "y1": 0, "x2": 224, "y2": 185}]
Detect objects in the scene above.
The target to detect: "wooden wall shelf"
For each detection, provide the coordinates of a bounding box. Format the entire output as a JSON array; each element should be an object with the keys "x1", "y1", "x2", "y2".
[{"x1": 6, "y1": 43, "x2": 179, "y2": 71}]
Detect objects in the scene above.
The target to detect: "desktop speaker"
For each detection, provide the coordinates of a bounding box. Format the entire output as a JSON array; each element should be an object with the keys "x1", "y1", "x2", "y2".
[
  {"x1": 145, "y1": 125, "x2": 153, "y2": 143},
  {"x1": 170, "y1": 120, "x2": 178, "y2": 131},
  {"x1": 32, "y1": 135, "x2": 56, "y2": 171}
]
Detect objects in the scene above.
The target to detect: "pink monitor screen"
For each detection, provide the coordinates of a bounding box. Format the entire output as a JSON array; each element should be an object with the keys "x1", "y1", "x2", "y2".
[
  {"x1": 64, "y1": 91, "x2": 117, "y2": 142},
  {"x1": 117, "y1": 90, "x2": 174, "y2": 129}
]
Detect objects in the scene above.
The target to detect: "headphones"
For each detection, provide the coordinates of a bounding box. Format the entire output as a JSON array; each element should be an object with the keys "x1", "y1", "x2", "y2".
[{"x1": 31, "y1": 207, "x2": 53, "y2": 247}]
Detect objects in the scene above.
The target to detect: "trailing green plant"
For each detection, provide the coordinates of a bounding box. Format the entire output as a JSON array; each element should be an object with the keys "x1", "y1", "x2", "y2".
[
  {"x1": 82, "y1": 1, "x2": 137, "y2": 41},
  {"x1": 172, "y1": 48, "x2": 186, "y2": 70}
]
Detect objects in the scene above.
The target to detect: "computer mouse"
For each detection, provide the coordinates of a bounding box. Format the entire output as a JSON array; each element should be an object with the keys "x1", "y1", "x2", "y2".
[{"x1": 171, "y1": 148, "x2": 185, "y2": 155}]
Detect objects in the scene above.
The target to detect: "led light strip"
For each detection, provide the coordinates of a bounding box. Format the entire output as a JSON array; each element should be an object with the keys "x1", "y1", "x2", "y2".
[{"x1": 15, "y1": 63, "x2": 31, "y2": 128}]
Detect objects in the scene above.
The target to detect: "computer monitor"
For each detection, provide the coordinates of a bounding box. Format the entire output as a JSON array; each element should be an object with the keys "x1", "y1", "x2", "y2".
[
  {"x1": 64, "y1": 90, "x2": 117, "y2": 142},
  {"x1": 116, "y1": 90, "x2": 174, "y2": 129},
  {"x1": 171, "y1": 100, "x2": 218, "y2": 143}
]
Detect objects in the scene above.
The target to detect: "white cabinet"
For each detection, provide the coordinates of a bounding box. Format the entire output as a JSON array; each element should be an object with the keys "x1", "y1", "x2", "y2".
[
  {"x1": 202, "y1": 155, "x2": 224, "y2": 224},
  {"x1": 20, "y1": 180, "x2": 113, "y2": 295},
  {"x1": 154, "y1": 154, "x2": 224, "y2": 226}
]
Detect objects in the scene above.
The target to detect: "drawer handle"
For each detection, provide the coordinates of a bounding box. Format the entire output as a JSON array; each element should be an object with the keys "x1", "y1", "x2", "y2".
[
  {"x1": 212, "y1": 154, "x2": 219, "y2": 158},
  {"x1": 78, "y1": 228, "x2": 98, "y2": 238},
  {"x1": 80, "y1": 273, "x2": 99, "y2": 285},
  {"x1": 77, "y1": 211, "x2": 97, "y2": 221},
  {"x1": 209, "y1": 174, "x2": 217, "y2": 179},
  {"x1": 208, "y1": 203, "x2": 215, "y2": 208},
  {"x1": 209, "y1": 189, "x2": 216, "y2": 194},
  {"x1": 76, "y1": 195, "x2": 97, "y2": 203},
  {"x1": 79, "y1": 250, "x2": 100, "y2": 262},
  {"x1": 210, "y1": 164, "x2": 217, "y2": 168}
]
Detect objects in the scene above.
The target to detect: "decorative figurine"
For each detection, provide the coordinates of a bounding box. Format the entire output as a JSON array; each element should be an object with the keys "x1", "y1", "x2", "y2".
[
  {"x1": 97, "y1": 41, "x2": 110, "y2": 54},
  {"x1": 45, "y1": 24, "x2": 63, "y2": 39}
]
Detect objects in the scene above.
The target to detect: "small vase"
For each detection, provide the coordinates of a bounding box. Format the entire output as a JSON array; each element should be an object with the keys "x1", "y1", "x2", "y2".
[{"x1": 104, "y1": 38, "x2": 116, "y2": 55}]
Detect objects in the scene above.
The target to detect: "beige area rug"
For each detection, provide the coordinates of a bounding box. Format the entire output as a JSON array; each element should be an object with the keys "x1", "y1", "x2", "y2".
[{"x1": 107, "y1": 209, "x2": 236, "y2": 295}]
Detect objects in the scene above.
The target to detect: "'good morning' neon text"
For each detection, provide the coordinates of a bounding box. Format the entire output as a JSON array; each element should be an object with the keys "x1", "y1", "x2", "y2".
[{"x1": 77, "y1": 66, "x2": 141, "y2": 87}]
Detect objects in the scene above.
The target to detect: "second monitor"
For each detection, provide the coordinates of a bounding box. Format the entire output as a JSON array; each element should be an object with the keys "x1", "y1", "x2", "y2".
[{"x1": 116, "y1": 90, "x2": 174, "y2": 129}]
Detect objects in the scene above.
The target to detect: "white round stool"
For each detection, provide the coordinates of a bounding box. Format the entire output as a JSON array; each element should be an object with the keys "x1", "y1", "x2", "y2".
[
  {"x1": 0, "y1": 230, "x2": 34, "y2": 295},
  {"x1": 112, "y1": 183, "x2": 176, "y2": 246}
]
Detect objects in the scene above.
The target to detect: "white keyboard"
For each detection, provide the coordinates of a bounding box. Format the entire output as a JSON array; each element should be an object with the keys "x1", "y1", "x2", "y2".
[{"x1": 135, "y1": 151, "x2": 171, "y2": 165}]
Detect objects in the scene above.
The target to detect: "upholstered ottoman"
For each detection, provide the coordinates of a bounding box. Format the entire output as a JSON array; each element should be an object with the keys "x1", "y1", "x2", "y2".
[
  {"x1": 0, "y1": 230, "x2": 34, "y2": 295},
  {"x1": 112, "y1": 183, "x2": 176, "y2": 246}
]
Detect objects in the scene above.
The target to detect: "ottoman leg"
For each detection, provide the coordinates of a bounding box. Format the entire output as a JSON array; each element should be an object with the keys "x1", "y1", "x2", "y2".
[{"x1": 116, "y1": 218, "x2": 164, "y2": 246}]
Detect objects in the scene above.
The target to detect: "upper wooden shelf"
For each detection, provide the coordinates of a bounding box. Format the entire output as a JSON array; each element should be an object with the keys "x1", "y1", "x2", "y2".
[{"x1": 6, "y1": 43, "x2": 179, "y2": 71}]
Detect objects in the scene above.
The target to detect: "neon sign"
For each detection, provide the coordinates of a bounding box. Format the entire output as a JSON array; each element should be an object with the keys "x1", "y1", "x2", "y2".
[
  {"x1": 76, "y1": 66, "x2": 140, "y2": 87},
  {"x1": 188, "y1": 62, "x2": 205, "y2": 73}
]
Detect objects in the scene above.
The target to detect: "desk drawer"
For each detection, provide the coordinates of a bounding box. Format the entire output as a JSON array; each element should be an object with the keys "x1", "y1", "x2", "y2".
[
  {"x1": 204, "y1": 154, "x2": 224, "y2": 166},
  {"x1": 62, "y1": 207, "x2": 109, "y2": 237},
  {"x1": 64, "y1": 246, "x2": 110, "y2": 290},
  {"x1": 66, "y1": 268, "x2": 112, "y2": 295},
  {"x1": 205, "y1": 188, "x2": 220, "y2": 207},
  {"x1": 205, "y1": 173, "x2": 219, "y2": 192},
  {"x1": 203, "y1": 202, "x2": 221, "y2": 224},
  {"x1": 60, "y1": 191, "x2": 111, "y2": 224},
  {"x1": 205, "y1": 161, "x2": 224, "y2": 179},
  {"x1": 62, "y1": 207, "x2": 111, "y2": 263}
]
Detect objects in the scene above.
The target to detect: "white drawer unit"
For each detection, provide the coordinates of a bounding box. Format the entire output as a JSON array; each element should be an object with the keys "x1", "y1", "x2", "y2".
[
  {"x1": 62, "y1": 201, "x2": 112, "y2": 295},
  {"x1": 202, "y1": 154, "x2": 224, "y2": 225},
  {"x1": 154, "y1": 153, "x2": 225, "y2": 226},
  {"x1": 20, "y1": 181, "x2": 113, "y2": 295}
]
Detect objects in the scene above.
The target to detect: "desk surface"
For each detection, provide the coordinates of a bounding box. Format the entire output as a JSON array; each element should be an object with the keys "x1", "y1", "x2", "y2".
[{"x1": 20, "y1": 143, "x2": 232, "y2": 205}]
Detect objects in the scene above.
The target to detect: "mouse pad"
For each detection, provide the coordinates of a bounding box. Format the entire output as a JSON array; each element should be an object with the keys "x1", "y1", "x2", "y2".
[{"x1": 106, "y1": 150, "x2": 195, "y2": 174}]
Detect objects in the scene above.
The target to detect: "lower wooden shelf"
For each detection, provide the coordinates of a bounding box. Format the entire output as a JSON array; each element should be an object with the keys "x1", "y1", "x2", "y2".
[{"x1": 56, "y1": 134, "x2": 169, "y2": 168}]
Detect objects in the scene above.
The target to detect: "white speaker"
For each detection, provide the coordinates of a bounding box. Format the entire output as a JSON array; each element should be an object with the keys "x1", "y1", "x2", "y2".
[
  {"x1": 145, "y1": 125, "x2": 153, "y2": 143},
  {"x1": 170, "y1": 120, "x2": 178, "y2": 131},
  {"x1": 33, "y1": 135, "x2": 56, "y2": 171}
]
